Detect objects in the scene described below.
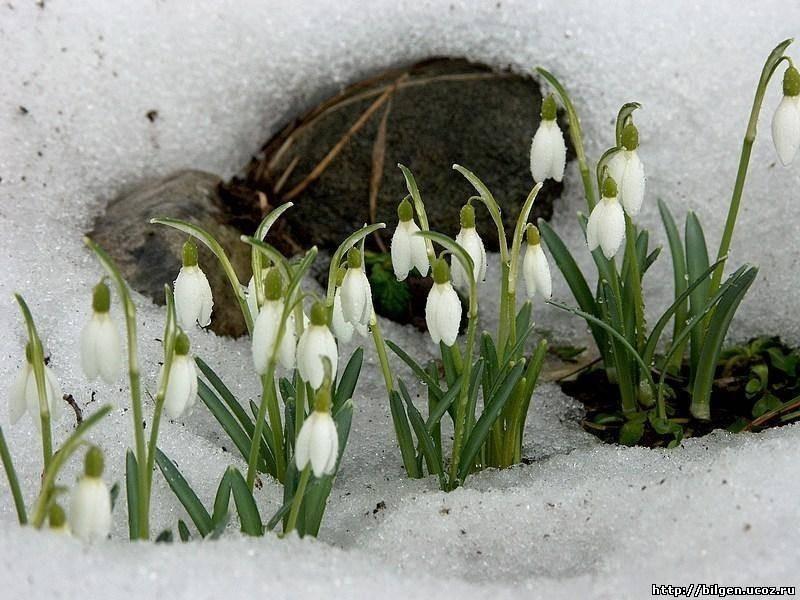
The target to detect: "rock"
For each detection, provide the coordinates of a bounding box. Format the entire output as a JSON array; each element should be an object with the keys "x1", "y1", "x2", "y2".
[
  {"x1": 90, "y1": 170, "x2": 251, "y2": 338},
  {"x1": 221, "y1": 57, "x2": 572, "y2": 252}
]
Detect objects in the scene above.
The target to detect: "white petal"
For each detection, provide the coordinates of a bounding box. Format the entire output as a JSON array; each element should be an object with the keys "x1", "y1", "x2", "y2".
[
  {"x1": 599, "y1": 199, "x2": 626, "y2": 259},
  {"x1": 331, "y1": 289, "x2": 354, "y2": 343},
  {"x1": 341, "y1": 268, "x2": 372, "y2": 326},
  {"x1": 309, "y1": 412, "x2": 338, "y2": 477},
  {"x1": 80, "y1": 318, "x2": 101, "y2": 381},
  {"x1": 453, "y1": 228, "x2": 487, "y2": 288},
  {"x1": 427, "y1": 283, "x2": 461, "y2": 347},
  {"x1": 772, "y1": 96, "x2": 800, "y2": 166},
  {"x1": 24, "y1": 366, "x2": 63, "y2": 426},
  {"x1": 174, "y1": 267, "x2": 213, "y2": 329},
  {"x1": 278, "y1": 313, "x2": 297, "y2": 371},
  {"x1": 294, "y1": 414, "x2": 314, "y2": 471},
  {"x1": 297, "y1": 326, "x2": 338, "y2": 389},
  {"x1": 547, "y1": 122, "x2": 567, "y2": 183},
  {"x1": 163, "y1": 357, "x2": 196, "y2": 419},
  {"x1": 620, "y1": 151, "x2": 645, "y2": 216},
  {"x1": 523, "y1": 244, "x2": 552, "y2": 299},
  {"x1": 409, "y1": 222, "x2": 430, "y2": 277},
  {"x1": 586, "y1": 203, "x2": 603, "y2": 252},
  {"x1": 606, "y1": 150, "x2": 626, "y2": 188},
  {"x1": 425, "y1": 285, "x2": 441, "y2": 344},
  {"x1": 45, "y1": 367, "x2": 64, "y2": 422},
  {"x1": 390, "y1": 225, "x2": 412, "y2": 281},
  {"x1": 246, "y1": 276, "x2": 258, "y2": 321},
  {"x1": 69, "y1": 477, "x2": 111, "y2": 541},
  {"x1": 251, "y1": 301, "x2": 281, "y2": 375},
  {"x1": 95, "y1": 315, "x2": 123, "y2": 384},
  {"x1": 530, "y1": 122, "x2": 552, "y2": 183},
  {"x1": 8, "y1": 365, "x2": 29, "y2": 425}
]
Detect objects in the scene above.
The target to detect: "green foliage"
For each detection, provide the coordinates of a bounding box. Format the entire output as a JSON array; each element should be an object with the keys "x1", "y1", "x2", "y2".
[{"x1": 365, "y1": 252, "x2": 412, "y2": 321}]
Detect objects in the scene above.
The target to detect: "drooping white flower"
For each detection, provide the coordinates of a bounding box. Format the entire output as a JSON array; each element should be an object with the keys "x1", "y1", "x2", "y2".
[
  {"x1": 530, "y1": 94, "x2": 567, "y2": 183},
  {"x1": 451, "y1": 204, "x2": 487, "y2": 290},
  {"x1": 174, "y1": 240, "x2": 213, "y2": 330},
  {"x1": 606, "y1": 123, "x2": 645, "y2": 216},
  {"x1": 69, "y1": 446, "x2": 112, "y2": 541},
  {"x1": 159, "y1": 332, "x2": 198, "y2": 419},
  {"x1": 425, "y1": 258, "x2": 462, "y2": 346},
  {"x1": 9, "y1": 344, "x2": 63, "y2": 428},
  {"x1": 80, "y1": 281, "x2": 122, "y2": 384},
  {"x1": 331, "y1": 287, "x2": 367, "y2": 343},
  {"x1": 390, "y1": 198, "x2": 430, "y2": 281},
  {"x1": 522, "y1": 225, "x2": 552, "y2": 299},
  {"x1": 772, "y1": 66, "x2": 800, "y2": 166},
  {"x1": 295, "y1": 407, "x2": 338, "y2": 478},
  {"x1": 340, "y1": 249, "x2": 373, "y2": 328},
  {"x1": 586, "y1": 176, "x2": 626, "y2": 260},
  {"x1": 251, "y1": 269, "x2": 296, "y2": 373},
  {"x1": 296, "y1": 302, "x2": 338, "y2": 389}
]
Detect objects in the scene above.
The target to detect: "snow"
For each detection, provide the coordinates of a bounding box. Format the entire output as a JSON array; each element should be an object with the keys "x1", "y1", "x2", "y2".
[{"x1": 2, "y1": 1, "x2": 800, "y2": 598}]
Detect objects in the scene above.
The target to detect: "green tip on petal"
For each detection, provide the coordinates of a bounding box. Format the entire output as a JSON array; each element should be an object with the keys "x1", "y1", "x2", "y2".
[
  {"x1": 602, "y1": 175, "x2": 618, "y2": 198},
  {"x1": 621, "y1": 122, "x2": 639, "y2": 151},
  {"x1": 347, "y1": 247, "x2": 363, "y2": 269},
  {"x1": 92, "y1": 280, "x2": 111, "y2": 313},
  {"x1": 541, "y1": 94, "x2": 557, "y2": 120},
  {"x1": 397, "y1": 197, "x2": 414, "y2": 222},
  {"x1": 84, "y1": 445, "x2": 104, "y2": 478},
  {"x1": 310, "y1": 301, "x2": 328, "y2": 326},
  {"x1": 526, "y1": 224, "x2": 541, "y2": 246},
  {"x1": 264, "y1": 268, "x2": 283, "y2": 301},
  {"x1": 314, "y1": 386, "x2": 332, "y2": 413},
  {"x1": 48, "y1": 503, "x2": 67, "y2": 529},
  {"x1": 432, "y1": 257, "x2": 451, "y2": 284},
  {"x1": 784, "y1": 66, "x2": 800, "y2": 97},
  {"x1": 459, "y1": 203, "x2": 476, "y2": 229},
  {"x1": 182, "y1": 239, "x2": 198, "y2": 267},
  {"x1": 174, "y1": 330, "x2": 191, "y2": 355}
]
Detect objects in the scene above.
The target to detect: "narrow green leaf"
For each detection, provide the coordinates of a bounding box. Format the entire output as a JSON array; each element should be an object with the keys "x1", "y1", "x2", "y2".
[
  {"x1": 398, "y1": 380, "x2": 445, "y2": 487},
  {"x1": 227, "y1": 467, "x2": 263, "y2": 536},
  {"x1": 389, "y1": 390, "x2": 420, "y2": 478},
  {"x1": 212, "y1": 470, "x2": 232, "y2": 526},
  {"x1": 154, "y1": 448, "x2": 213, "y2": 537},
  {"x1": 386, "y1": 340, "x2": 444, "y2": 401},
  {"x1": 334, "y1": 347, "x2": 363, "y2": 410},
  {"x1": 685, "y1": 211, "x2": 710, "y2": 376},
  {"x1": 195, "y1": 357, "x2": 254, "y2": 433},
  {"x1": 0, "y1": 426, "x2": 27, "y2": 525},
  {"x1": 178, "y1": 520, "x2": 192, "y2": 542},
  {"x1": 125, "y1": 450, "x2": 139, "y2": 540}
]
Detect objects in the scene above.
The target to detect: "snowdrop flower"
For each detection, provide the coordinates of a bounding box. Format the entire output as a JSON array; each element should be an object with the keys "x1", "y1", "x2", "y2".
[
  {"x1": 158, "y1": 331, "x2": 198, "y2": 419},
  {"x1": 340, "y1": 248, "x2": 373, "y2": 328},
  {"x1": 451, "y1": 203, "x2": 487, "y2": 289},
  {"x1": 174, "y1": 239, "x2": 213, "y2": 330},
  {"x1": 9, "y1": 343, "x2": 63, "y2": 427},
  {"x1": 530, "y1": 94, "x2": 567, "y2": 183},
  {"x1": 587, "y1": 176, "x2": 626, "y2": 259},
  {"x1": 69, "y1": 446, "x2": 112, "y2": 541},
  {"x1": 772, "y1": 65, "x2": 800, "y2": 166},
  {"x1": 425, "y1": 257, "x2": 462, "y2": 346},
  {"x1": 522, "y1": 225, "x2": 552, "y2": 299},
  {"x1": 297, "y1": 302, "x2": 338, "y2": 389},
  {"x1": 295, "y1": 388, "x2": 338, "y2": 478},
  {"x1": 390, "y1": 197, "x2": 429, "y2": 281},
  {"x1": 331, "y1": 286, "x2": 367, "y2": 343},
  {"x1": 80, "y1": 280, "x2": 122, "y2": 384},
  {"x1": 606, "y1": 123, "x2": 645, "y2": 216},
  {"x1": 252, "y1": 269, "x2": 296, "y2": 374}
]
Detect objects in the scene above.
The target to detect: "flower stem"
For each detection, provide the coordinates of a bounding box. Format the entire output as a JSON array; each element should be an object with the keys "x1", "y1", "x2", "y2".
[
  {"x1": 0, "y1": 426, "x2": 27, "y2": 524},
  {"x1": 247, "y1": 368, "x2": 285, "y2": 488},
  {"x1": 284, "y1": 466, "x2": 311, "y2": 536},
  {"x1": 708, "y1": 40, "x2": 793, "y2": 298},
  {"x1": 370, "y1": 314, "x2": 394, "y2": 393}
]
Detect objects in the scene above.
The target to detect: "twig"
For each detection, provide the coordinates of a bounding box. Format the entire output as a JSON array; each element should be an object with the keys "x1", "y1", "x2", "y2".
[{"x1": 369, "y1": 98, "x2": 393, "y2": 252}]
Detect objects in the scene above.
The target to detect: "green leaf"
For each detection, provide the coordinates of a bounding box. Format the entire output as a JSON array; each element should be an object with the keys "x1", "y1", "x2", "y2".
[
  {"x1": 386, "y1": 340, "x2": 444, "y2": 402},
  {"x1": 685, "y1": 211, "x2": 710, "y2": 376},
  {"x1": 370, "y1": 262, "x2": 411, "y2": 320},
  {"x1": 549, "y1": 344, "x2": 586, "y2": 362},
  {"x1": 195, "y1": 357, "x2": 254, "y2": 433},
  {"x1": 227, "y1": 467, "x2": 263, "y2": 536},
  {"x1": 398, "y1": 380, "x2": 445, "y2": 487},
  {"x1": 389, "y1": 390, "x2": 420, "y2": 478},
  {"x1": 752, "y1": 393, "x2": 783, "y2": 419},
  {"x1": 125, "y1": 450, "x2": 139, "y2": 540},
  {"x1": 658, "y1": 198, "x2": 689, "y2": 356},
  {"x1": 178, "y1": 520, "x2": 192, "y2": 542},
  {"x1": 690, "y1": 266, "x2": 758, "y2": 420},
  {"x1": 615, "y1": 102, "x2": 641, "y2": 146},
  {"x1": 334, "y1": 348, "x2": 363, "y2": 410},
  {"x1": 154, "y1": 448, "x2": 213, "y2": 537},
  {"x1": 457, "y1": 361, "x2": 526, "y2": 481},
  {"x1": 156, "y1": 529, "x2": 174, "y2": 543},
  {"x1": 212, "y1": 470, "x2": 232, "y2": 526},
  {"x1": 619, "y1": 420, "x2": 644, "y2": 446}
]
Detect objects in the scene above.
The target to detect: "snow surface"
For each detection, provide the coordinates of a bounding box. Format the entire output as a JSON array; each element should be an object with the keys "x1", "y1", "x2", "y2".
[{"x1": 2, "y1": 1, "x2": 800, "y2": 598}]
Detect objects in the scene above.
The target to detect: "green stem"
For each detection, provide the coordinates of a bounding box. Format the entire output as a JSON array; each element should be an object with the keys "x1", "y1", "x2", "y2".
[
  {"x1": 83, "y1": 238, "x2": 149, "y2": 539},
  {"x1": 284, "y1": 466, "x2": 311, "y2": 536},
  {"x1": 708, "y1": 40, "x2": 792, "y2": 298},
  {"x1": 370, "y1": 314, "x2": 394, "y2": 393},
  {"x1": 248, "y1": 369, "x2": 285, "y2": 488},
  {"x1": 0, "y1": 426, "x2": 27, "y2": 524}
]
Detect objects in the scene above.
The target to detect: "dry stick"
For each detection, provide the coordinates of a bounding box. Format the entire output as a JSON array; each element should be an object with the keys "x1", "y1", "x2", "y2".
[
  {"x1": 369, "y1": 98, "x2": 393, "y2": 253},
  {"x1": 744, "y1": 396, "x2": 800, "y2": 431},
  {"x1": 273, "y1": 156, "x2": 299, "y2": 195},
  {"x1": 283, "y1": 74, "x2": 408, "y2": 202}
]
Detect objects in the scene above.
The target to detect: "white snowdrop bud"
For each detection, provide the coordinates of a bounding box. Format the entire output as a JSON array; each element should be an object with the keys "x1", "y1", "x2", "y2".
[
  {"x1": 391, "y1": 198, "x2": 430, "y2": 281},
  {"x1": 8, "y1": 343, "x2": 64, "y2": 428},
  {"x1": 174, "y1": 240, "x2": 213, "y2": 330},
  {"x1": 772, "y1": 66, "x2": 800, "y2": 166},
  {"x1": 297, "y1": 302, "x2": 338, "y2": 389},
  {"x1": 159, "y1": 331, "x2": 198, "y2": 419},
  {"x1": 425, "y1": 258, "x2": 462, "y2": 346},
  {"x1": 80, "y1": 281, "x2": 122, "y2": 384},
  {"x1": 331, "y1": 284, "x2": 367, "y2": 342},
  {"x1": 587, "y1": 177, "x2": 626, "y2": 259},
  {"x1": 451, "y1": 204, "x2": 487, "y2": 289},
  {"x1": 252, "y1": 269, "x2": 296, "y2": 374},
  {"x1": 606, "y1": 123, "x2": 646, "y2": 216},
  {"x1": 530, "y1": 94, "x2": 567, "y2": 183},
  {"x1": 295, "y1": 388, "x2": 339, "y2": 478},
  {"x1": 340, "y1": 249, "x2": 373, "y2": 328},
  {"x1": 69, "y1": 446, "x2": 112, "y2": 541},
  {"x1": 522, "y1": 226, "x2": 552, "y2": 299}
]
